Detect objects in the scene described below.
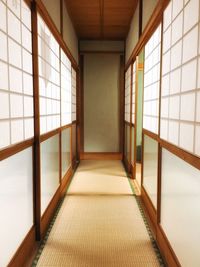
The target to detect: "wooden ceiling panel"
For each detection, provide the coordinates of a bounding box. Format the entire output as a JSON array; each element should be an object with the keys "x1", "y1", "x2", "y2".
[
  {"x1": 77, "y1": 26, "x2": 101, "y2": 39},
  {"x1": 104, "y1": 0, "x2": 137, "y2": 8},
  {"x1": 65, "y1": 0, "x2": 138, "y2": 40},
  {"x1": 104, "y1": 26, "x2": 128, "y2": 39}
]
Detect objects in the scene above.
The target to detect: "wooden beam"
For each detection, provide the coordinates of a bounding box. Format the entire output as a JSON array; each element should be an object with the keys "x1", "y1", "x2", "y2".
[
  {"x1": 119, "y1": 55, "x2": 125, "y2": 154},
  {"x1": 139, "y1": 0, "x2": 143, "y2": 37},
  {"x1": 0, "y1": 139, "x2": 34, "y2": 161}
]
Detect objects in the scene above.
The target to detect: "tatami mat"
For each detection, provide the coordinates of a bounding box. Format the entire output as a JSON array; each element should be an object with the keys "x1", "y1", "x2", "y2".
[{"x1": 34, "y1": 160, "x2": 163, "y2": 266}]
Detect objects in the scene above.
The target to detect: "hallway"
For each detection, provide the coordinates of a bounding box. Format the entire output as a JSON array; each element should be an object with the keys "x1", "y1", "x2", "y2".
[
  {"x1": 33, "y1": 161, "x2": 163, "y2": 266},
  {"x1": 1, "y1": 0, "x2": 200, "y2": 266}
]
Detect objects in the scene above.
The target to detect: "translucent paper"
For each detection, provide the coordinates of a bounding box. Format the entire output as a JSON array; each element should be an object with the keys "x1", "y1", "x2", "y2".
[
  {"x1": 161, "y1": 0, "x2": 200, "y2": 157},
  {"x1": 143, "y1": 24, "x2": 161, "y2": 134},
  {"x1": 0, "y1": 0, "x2": 34, "y2": 149}
]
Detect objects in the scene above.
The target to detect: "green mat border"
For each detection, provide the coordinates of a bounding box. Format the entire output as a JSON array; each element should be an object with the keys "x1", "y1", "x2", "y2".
[{"x1": 127, "y1": 174, "x2": 166, "y2": 267}]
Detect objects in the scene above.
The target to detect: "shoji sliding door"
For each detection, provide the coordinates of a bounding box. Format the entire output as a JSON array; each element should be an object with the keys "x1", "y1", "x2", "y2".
[
  {"x1": 142, "y1": 24, "x2": 161, "y2": 209},
  {"x1": 71, "y1": 67, "x2": 77, "y2": 164},
  {"x1": 0, "y1": 1, "x2": 34, "y2": 266},
  {"x1": 124, "y1": 66, "x2": 131, "y2": 167},
  {"x1": 37, "y1": 13, "x2": 76, "y2": 215},
  {"x1": 131, "y1": 62, "x2": 136, "y2": 171},
  {"x1": 38, "y1": 14, "x2": 61, "y2": 215},
  {"x1": 160, "y1": 0, "x2": 200, "y2": 266}
]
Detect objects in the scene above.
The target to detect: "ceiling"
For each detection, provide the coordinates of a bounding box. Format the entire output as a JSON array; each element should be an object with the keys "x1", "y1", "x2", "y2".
[{"x1": 64, "y1": 0, "x2": 138, "y2": 40}]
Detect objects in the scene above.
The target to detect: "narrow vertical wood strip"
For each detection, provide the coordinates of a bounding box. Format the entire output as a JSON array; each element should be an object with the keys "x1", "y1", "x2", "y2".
[
  {"x1": 120, "y1": 55, "x2": 125, "y2": 155},
  {"x1": 60, "y1": 0, "x2": 63, "y2": 37},
  {"x1": 139, "y1": 0, "x2": 143, "y2": 37},
  {"x1": 129, "y1": 64, "x2": 133, "y2": 170},
  {"x1": 77, "y1": 55, "x2": 84, "y2": 157},
  {"x1": 157, "y1": 18, "x2": 164, "y2": 224},
  {"x1": 32, "y1": 0, "x2": 41, "y2": 241},
  {"x1": 134, "y1": 58, "x2": 139, "y2": 179}
]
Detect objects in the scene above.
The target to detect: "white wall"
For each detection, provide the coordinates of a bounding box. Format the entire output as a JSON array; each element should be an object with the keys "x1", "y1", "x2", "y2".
[
  {"x1": 41, "y1": 0, "x2": 61, "y2": 32},
  {"x1": 142, "y1": 0, "x2": 159, "y2": 31},
  {"x1": 62, "y1": 0, "x2": 79, "y2": 63},
  {"x1": 125, "y1": 0, "x2": 159, "y2": 63},
  {"x1": 125, "y1": 2, "x2": 139, "y2": 63},
  {"x1": 84, "y1": 53, "x2": 121, "y2": 152}
]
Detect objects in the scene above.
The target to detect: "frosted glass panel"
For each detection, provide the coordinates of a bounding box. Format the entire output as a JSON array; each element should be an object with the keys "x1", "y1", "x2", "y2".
[
  {"x1": 161, "y1": 0, "x2": 200, "y2": 157},
  {"x1": 0, "y1": 0, "x2": 34, "y2": 150},
  {"x1": 62, "y1": 128, "x2": 71, "y2": 178},
  {"x1": 125, "y1": 124, "x2": 130, "y2": 163},
  {"x1": 131, "y1": 126, "x2": 135, "y2": 164},
  {"x1": 143, "y1": 24, "x2": 161, "y2": 134},
  {"x1": 161, "y1": 149, "x2": 200, "y2": 266},
  {"x1": 72, "y1": 123, "x2": 76, "y2": 161},
  {"x1": 41, "y1": 135, "x2": 60, "y2": 215},
  {"x1": 0, "y1": 148, "x2": 33, "y2": 267},
  {"x1": 143, "y1": 135, "x2": 158, "y2": 208}
]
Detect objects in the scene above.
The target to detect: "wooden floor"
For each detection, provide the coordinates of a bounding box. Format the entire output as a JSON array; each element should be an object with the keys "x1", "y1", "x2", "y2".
[{"x1": 34, "y1": 160, "x2": 163, "y2": 267}]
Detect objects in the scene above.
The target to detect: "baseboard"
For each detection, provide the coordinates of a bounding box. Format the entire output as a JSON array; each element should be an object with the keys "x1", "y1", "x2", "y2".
[
  {"x1": 157, "y1": 224, "x2": 181, "y2": 267},
  {"x1": 140, "y1": 186, "x2": 157, "y2": 236},
  {"x1": 8, "y1": 226, "x2": 38, "y2": 267},
  {"x1": 80, "y1": 152, "x2": 122, "y2": 160}
]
